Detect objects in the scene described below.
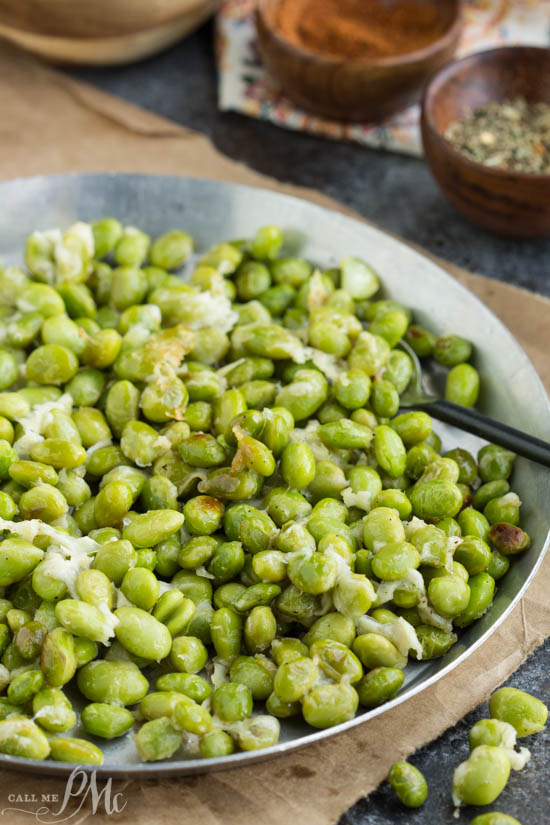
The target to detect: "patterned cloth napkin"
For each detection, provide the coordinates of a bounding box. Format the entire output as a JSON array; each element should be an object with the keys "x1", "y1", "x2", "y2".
[{"x1": 216, "y1": 0, "x2": 550, "y2": 155}]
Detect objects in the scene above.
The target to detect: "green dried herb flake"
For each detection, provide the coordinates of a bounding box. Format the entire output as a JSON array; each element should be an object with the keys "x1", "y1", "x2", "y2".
[{"x1": 444, "y1": 97, "x2": 550, "y2": 174}]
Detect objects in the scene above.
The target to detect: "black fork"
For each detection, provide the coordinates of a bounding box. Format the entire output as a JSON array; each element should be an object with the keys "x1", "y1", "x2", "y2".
[{"x1": 397, "y1": 339, "x2": 550, "y2": 468}]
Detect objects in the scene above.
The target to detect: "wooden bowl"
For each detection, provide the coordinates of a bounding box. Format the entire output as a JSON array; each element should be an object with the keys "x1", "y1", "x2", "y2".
[
  {"x1": 0, "y1": 0, "x2": 219, "y2": 65},
  {"x1": 256, "y1": 0, "x2": 463, "y2": 122},
  {"x1": 421, "y1": 47, "x2": 550, "y2": 238}
]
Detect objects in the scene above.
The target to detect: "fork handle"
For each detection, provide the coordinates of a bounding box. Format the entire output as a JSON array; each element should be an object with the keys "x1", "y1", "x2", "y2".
[{"x1": 411, "y1": 399, "x2": 550, "y2": 468}]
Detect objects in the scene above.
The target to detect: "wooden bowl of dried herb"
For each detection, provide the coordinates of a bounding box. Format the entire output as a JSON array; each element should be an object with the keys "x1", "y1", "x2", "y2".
[{"x1": 422, "y1": 46, "x2": 550, "y2": 238}]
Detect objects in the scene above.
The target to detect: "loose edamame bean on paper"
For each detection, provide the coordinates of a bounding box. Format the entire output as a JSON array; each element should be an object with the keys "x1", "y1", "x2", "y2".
[{"x1": 0, "y1": 217, "x2": 531, "y2": 768}]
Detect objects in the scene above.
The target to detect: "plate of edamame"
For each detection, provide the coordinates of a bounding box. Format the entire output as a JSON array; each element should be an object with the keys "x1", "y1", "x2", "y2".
[{"x1": 0, "y1": 173, "x2": 547, "y2": 776}]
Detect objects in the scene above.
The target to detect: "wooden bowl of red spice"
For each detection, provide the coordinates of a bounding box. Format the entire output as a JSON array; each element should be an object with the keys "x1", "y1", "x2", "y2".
[
  {"x1": 421, "y1": 47, "x2": 550, "y2": 238},
  {"x1": 256, "y1": 0, "x2": 463, "y2": 122}
]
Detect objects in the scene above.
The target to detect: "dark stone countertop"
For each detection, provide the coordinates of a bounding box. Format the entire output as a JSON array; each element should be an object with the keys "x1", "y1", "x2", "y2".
[{"x1": 67, "y1": 23, "x2": 550, "y2": 824}]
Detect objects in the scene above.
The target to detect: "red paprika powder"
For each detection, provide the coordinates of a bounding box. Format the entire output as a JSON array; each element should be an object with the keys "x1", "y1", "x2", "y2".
[{"x1": 276, "y1": 0, "x2": 451, "y2": 60}]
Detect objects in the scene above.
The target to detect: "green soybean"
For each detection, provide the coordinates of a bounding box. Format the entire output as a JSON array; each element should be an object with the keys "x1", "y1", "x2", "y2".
[
  {"x1": 388, "y1": 761, "x2": 428, "y2": 808},
  {"x1": 489, "y1": 687, "x2": 548, "y2": 737}
]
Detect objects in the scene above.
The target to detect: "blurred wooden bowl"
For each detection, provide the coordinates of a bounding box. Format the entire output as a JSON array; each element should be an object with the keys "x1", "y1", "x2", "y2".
[
  {"x1": 421, "y1": 46, "x2": 550, "y2": 238},
  {"x1": 256, "y1": 0, "x2": 463, "y2": 122},
  {"x1": 0, "y1": 0, "x2": 220, "y2": 65}
]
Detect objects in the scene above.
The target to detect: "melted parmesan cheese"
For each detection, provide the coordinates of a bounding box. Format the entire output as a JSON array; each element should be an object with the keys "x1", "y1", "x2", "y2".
[
  {"x1": 37, "y1": 550, "x2": 87, "y2": 599},
  {"x1": 341, "y1": 487, "x2": 373, "y2": 513},
  {"x1": 116, "y1": 588, "x2": 133, "y2": 608},
  {"x1": 507, "y1": 746, "x2": 530, "y2": 771},
  {"x1": 195, "y1": 566, "x2": 215, "y2": 580},
  {"x1": 86, "y1": 439, "x2": 112, "y2": 458},
  {"x1": 157, "y1": 581, "x2": 177, "y2": 596},
  {"x1": 13, "y1": 393, "x2": 73, "y2": 459},
  {"x1": 96, "y1": 601, "x2": 120, "y2": 642},
  {"x1": 54, "y1": 223, "x2": 93, "y2": 284},
  {"x1": 374, "y1": 568, "x2": 453, "y2": 633},
  {"x1": 0, "y1": 517, "x2": 99, "y2": 600},
  {"x1": 499, "y1": 492, "x2": 522, "y2": 508},
  {"x1": 213, "y1": 714, "x2": 280, "y2": 747},
  {"x1": 182, "y1": 732, "x2": 201, "y2": 758},
  {"x1": 203, "y1": 657, "x2": 229, "y2": 713},
  {"x1": 0, "y1": 517, "x2": 97, "y2": 555},
  {"x1": 452, "y1": 760, "x2": 468, "y2": 808},
  {"x1": 68, "y1": 222, "x2": 95, "y2": 257},
  {"x1": 289, "y1": 420, "x2": 338, "y2": 464},
  {"x1": 182, "y1": 290, "x2": 238, "y2": 334},
  {"x1": 404, "y1": 517, "x2": 428, "y2": 539},
  {"x1": 356, "y1": 613, "x2": 423, "y2": 660},
  {"x1": 301, "y1": 347, "x2": 346, "y2": 382}
]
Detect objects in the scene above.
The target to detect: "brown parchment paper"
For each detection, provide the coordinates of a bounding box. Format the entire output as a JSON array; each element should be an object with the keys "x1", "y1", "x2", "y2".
[{"x1": 0, "y1": 40, "x2": 549, "y2": 825}]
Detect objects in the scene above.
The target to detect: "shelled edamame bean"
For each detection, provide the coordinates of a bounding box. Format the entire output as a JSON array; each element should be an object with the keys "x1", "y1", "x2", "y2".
[
  {"x1": 0, "y1": 218, "x2": 532, "y2": 766},
  {"x1": 388, "y1": 760, "x2": 428, "y2": 808}
]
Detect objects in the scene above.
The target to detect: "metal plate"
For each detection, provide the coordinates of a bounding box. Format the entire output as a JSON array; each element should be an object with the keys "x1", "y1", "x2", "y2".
[{"x1": 0, "y1": 173, "x2": 548, "y2": 778}]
